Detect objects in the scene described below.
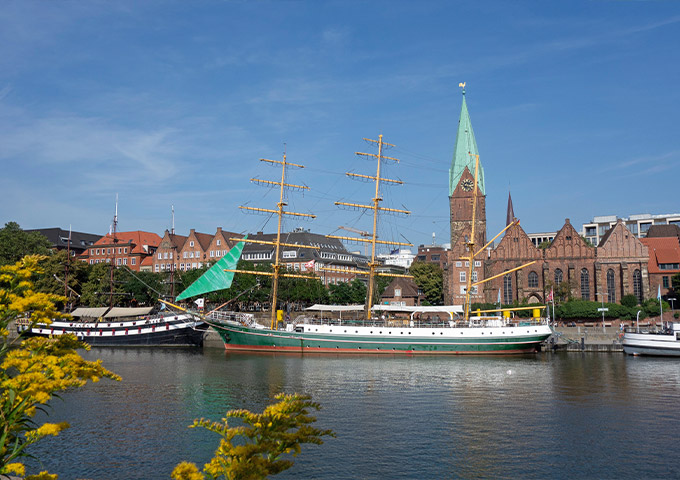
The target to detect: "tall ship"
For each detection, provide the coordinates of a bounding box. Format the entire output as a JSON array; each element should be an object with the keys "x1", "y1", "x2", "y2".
[
  {"x1": 17, "y1": 200, "x2": 211, "y2": 347},
  {"x1": 206, "y1": 126, "x2": 553, "y2": 354}
]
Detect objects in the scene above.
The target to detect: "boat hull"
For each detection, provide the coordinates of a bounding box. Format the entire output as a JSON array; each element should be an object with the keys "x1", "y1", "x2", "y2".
[
  {"x1": 622, "y1": 332, "x2": 680, "y2": 357},
  {"x1": 18, "y1": 314, "x2": 207, "y2": 347},
  {"x1": 212, "y1": 321, "x2": 553, "y2": 355}
]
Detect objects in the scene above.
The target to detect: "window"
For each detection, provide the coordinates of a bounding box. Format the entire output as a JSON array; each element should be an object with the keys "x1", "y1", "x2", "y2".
[
  {"x1": 607, "y1": 269, "x2": 616, "y2": 303},
  {"x1": 89, "y1": 259, "x2": 94, "y2": 264},
  {"x1": 456, "y1": 261, "x2": 462, "y2": 267},
  {"x1": 640, "y1": 223, "x2": 652, "y2": 234},
  {"x1": 395, "y1": 288, "x2": 402, "y2": 297},
  {"x1": 118, "y1": 248, "x2": 122, "y2": 254},
  {"x1": 282, "y1": 251, "x2": 296, "y2": 259},
  {"x1": 183, "y1": 252, "x2": 188, "y2": 258},
  {"x1": 190, "y1": 241, "x2": 194, "y2": 247},
  {"x1": 633, "y1": 269, "x2": 643, "y2": 303},
  {"x1": 169, "y1": 252, "x2": 173, "y2": 259},
  {"x1": 155, "y1": 265, "x2": 159, "y2": 272},
  {"x1": 107, "y1": 248, "x2": 111, "y2": 254},
  {"x1": 472, "y1": 270, "x2": 478, "y2": 282},
  {"x1": 131, "y1": 258, "x2": 136, "y2": 265},
  {"x1": 431, "y1": 255, "x2": 440, "y2": 261},
  {"x1": 580, "y1": 268, "x2": 590, "y2": 300},
  {"x1": 660, "y1": 263, "x2": 680, "y2": 270},
  {"x1": 123, "y1": 258, "x2": 127, "y2": 265},
  {"x1": 528, "y1": 271, "x2": 539, "y2": 289},
  {"x1": 474, "y1": 261, "x2": 481, "y2": 267},
  {"x1": 124, "y1": 247, "x2": 127, "y2": 254},
  {"x1": 418, "y1": 255, "x2": 426, "y2": 261},
  {"x1": 459, "y1": 271, "x2": 466, "y2": 283},
  {"x1": 210, "y1": 250, "x2": 214, "y2": 257},
  {"x1": 96, "y1": 249, "x2": 100, "y2": 255},
  {"x1": 503, "y1": 274, "x2": 512, "y2": 304},
  {"x1": 163, "y1": 252, "x2": 167, "y2": 259},
  {"x1": 663, "y1": 276, "x2": 670, "y2": 288},
  {"x1": 217, "y1": 240, "x2": 221, "y2": 246},
  {"x1": 554, "y1": 269, "x2": 563, "y2": 287}
]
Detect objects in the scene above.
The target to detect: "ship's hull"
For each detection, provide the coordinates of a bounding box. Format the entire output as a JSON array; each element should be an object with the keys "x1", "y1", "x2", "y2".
[
  {"x1": 18, "y1": 313, "x2": 207, "y2": 347},
  {"x1": 622, "y1": 332, "x2": 680, "y2": 357},
  {"x1": 212, "y1": 321, "x2": 553, "y2": 354}
]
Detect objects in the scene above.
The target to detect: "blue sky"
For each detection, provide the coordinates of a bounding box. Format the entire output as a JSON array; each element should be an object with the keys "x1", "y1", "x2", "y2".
[{"x1": 1, "y1": 0, "x2": 679, "y2": 252}]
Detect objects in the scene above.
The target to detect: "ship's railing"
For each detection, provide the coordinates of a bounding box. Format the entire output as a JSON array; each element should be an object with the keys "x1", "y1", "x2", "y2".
[
  {"x1": 208, "y1": 310, "x2": 255, "y2": 325},
  {"x1": 292, "y1": 315, "x2": 547, "y2": 329}
]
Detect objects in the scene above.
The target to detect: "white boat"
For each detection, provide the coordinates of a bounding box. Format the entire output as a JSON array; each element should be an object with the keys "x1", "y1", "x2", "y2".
[{"x1": 623, "y1": 323, "x2": 680, "y2": 356}]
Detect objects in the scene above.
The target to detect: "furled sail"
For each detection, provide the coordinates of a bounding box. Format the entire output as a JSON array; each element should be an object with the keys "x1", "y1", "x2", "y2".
[{"x1": 175, "y1": 237, "x2": 246, "y2": 301}]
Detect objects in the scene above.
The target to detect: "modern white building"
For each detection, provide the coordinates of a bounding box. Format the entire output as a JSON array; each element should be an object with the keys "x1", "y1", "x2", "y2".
[
  {"x1": 581, "y1": 213, "x2": 680, "y2": 246},
  {"x1": 377, "y1": 248, "x2": 416, "y2": 269}
]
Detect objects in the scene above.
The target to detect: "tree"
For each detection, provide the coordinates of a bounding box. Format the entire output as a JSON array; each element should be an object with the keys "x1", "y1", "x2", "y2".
[
  {"x1": 172, "y1": 393, "x2": 334, "y2": 480},
  {"x1": 409, "y1": 262, "x2": 443, "y2": 305},
  {"x1": 621, "y1": 294, "x2": 638, "y2": 308},
  {"x1": 0, "y1": 222, "x2": 52, "y2": 266},
  {"x1": 0, "y1": 255, "x2": 120, "y2": 478},
  {"x1": 33, "y1": 251, "x2": 89, "y2": 310}
]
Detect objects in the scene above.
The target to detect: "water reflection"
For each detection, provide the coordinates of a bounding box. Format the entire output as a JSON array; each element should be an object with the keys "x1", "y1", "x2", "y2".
[{"x1": 25, "y1": 350, "x2": 680, "y2": 479}]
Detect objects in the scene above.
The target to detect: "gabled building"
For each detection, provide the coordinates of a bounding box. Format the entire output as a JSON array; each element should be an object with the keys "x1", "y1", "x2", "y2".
[
  {"x1": 640, "y1": 235, "x2": 680, "y2": 297},
  {"x1": 444, "y1": 90, "x2": 652, "y2": 306},
  {"x1": 153, "y1": 230, "x2": 188, "y2": 273},
  {"x1": 80, "y1": 231, "x2": 161, "y2": 272},
  {"x1": 380, "y1": 277, "x2": 424, "y2": 306},
  {"x1": 177, "y1": 229, "x2": 213, "y2": 271}
]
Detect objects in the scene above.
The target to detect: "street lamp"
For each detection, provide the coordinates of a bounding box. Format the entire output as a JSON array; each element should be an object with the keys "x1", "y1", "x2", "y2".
[{"x1": 596, "y1": 291, "x2": 608, "y2": 332}]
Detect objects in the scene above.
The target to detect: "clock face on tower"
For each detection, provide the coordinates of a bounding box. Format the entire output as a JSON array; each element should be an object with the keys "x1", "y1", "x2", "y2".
[{"x1": 461, "y1": 179, "x2": 474, "y2": 192}]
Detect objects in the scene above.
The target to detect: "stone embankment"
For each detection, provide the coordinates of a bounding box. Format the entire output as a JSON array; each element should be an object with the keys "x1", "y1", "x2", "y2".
[{"x1": 548, "y1": 326, "x2": 623, "y2": 352}]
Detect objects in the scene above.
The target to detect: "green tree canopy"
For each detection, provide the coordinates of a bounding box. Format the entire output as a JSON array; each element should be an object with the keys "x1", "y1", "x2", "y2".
[
  {"x1": 409, "y1": 261, "x2": 443, "y2": 305},
  {"x1": 0, "y1": 222, "x2": 52, "y2": 266}
]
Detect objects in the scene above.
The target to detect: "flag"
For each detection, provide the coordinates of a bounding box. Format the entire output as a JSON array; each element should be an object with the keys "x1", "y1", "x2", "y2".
[
  {"x1": 304, "y1": 259, "x2": 315, "y2": 271},
  {"x1": 547, "y1": 287, "x2": 554, "y2": 302},
  {"x1": 497, "y1": 288, "x2": 501, "y2": 305},
  {"x1": 657, "y1": 285, "x2": 661, "y2": 300},
  {"x1": 194, "y1": 298, "x2": 204, "y2": 309}
]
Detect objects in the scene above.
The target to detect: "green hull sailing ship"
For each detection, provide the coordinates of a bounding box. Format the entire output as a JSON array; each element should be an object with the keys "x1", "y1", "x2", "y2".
[{"x1": 204, "y1": 119, "x2": 552, "y2": 354}]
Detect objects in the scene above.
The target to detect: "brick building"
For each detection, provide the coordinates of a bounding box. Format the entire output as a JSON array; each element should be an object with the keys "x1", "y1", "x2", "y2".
[
  {"x1": 176, "y1": 229, "x2": 214, "y2": 271},
  {"x1": 380, "y1": 277, "x2": 424, "y2": 306},
  {"x1": 640, "y1": 235, "x2": 680, "y2": 298},
  {"x1": 80, "y1": 231, "x2": 161, "y2": 271},
  {"x1": 445, "y1": 90, "x2": 652, "y2": 305}
]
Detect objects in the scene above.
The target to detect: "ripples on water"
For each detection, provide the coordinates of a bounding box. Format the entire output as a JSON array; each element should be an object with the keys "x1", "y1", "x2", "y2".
[{"x1": 26, "y1": 349, "x2": 680, "y2": 479}]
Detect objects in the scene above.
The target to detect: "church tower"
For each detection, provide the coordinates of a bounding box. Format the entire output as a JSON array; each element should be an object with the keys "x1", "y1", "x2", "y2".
[{"x1": 447, "y1": 86, "x2": 487, "y2": 304}]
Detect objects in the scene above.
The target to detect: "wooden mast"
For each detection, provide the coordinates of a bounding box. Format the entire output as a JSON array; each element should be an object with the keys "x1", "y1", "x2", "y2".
[
  {"x1": 229, "y1": 152, "x2": 317, "y2": 329},
  {"x1": 327, "y1": 135, "x2": 412, "y2": 320}
]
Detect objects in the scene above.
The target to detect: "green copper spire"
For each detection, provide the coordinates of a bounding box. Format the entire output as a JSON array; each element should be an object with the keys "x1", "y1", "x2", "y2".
[{"x1": 449, "y1": 87, "x2": 485, "y2": 196}]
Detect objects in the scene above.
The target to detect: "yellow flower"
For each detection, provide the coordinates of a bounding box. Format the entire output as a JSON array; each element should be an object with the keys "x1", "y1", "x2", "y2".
[{"x1": 5, "y1": 462, "x2": 26, "y2": 475}]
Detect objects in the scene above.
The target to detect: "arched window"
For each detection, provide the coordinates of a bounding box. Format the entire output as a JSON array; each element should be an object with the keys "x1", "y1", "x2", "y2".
[
  {"x1": 633, "y1": 269, "x2": 643, "y2": 303},
  {"x1": 528, "y1": 271, "x2": 539, "y2": 289},
  {"x1": 607, "y1": 269, "x2": 616, "y2": 303},
  {"x1": 580, "y1": 268, "x2": 590, "y2": 300},
  {"x1": 554, "y1": 269, "x2": 563, "y2": 287},
  {"x1": 503, "y1": 273, "x2": 513, "y2": 305}
]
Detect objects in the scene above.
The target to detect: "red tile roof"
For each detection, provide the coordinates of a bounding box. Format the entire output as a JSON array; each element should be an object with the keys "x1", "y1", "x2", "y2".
[
  {"x1": 93, "y1": 231, "x2": 162, "y2": 254},
  {"x1": 640, "y1": 237, "x2": 680, "y2": 274}
]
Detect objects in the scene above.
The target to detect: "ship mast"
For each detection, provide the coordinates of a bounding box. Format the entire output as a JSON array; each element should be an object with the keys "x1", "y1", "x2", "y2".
[
  {"x1": 327, "y1": 134, "x2": 412, "y2": 320},
  {"x1": 226, "y1": 152, "x2": 318, "y2": 329}
]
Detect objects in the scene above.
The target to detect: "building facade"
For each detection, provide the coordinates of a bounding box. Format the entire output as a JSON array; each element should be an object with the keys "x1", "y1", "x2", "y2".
[
  {"x1": 582, "y1": 213, "x2": 680, "y2": 246},
  {"x1": 80, "y1": 231, "x2": 161, "y2": 272},
  {"x1": 444, "y1": 91, "x2": 653, "y2": 306}
]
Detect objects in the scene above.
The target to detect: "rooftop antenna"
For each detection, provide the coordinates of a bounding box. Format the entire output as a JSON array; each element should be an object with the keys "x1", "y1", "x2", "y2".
[{"x1": 432, "y1": 231, "x2": 436, "y2": 246}]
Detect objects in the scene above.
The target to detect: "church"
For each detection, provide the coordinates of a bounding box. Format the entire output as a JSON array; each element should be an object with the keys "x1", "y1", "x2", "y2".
[{"x1": 445, "y1": 90, "x2": 650, "y2": 306}]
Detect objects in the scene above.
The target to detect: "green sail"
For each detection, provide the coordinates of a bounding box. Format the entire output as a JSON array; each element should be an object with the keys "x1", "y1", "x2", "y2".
[{"x1": 175, "y1": 237, "x2": 246, "y2": 301}]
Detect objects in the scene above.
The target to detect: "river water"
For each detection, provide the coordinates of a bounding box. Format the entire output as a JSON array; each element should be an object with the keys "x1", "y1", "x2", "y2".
[{"x1": 25, "y1": 348, "x2": 680, "y2": 479}]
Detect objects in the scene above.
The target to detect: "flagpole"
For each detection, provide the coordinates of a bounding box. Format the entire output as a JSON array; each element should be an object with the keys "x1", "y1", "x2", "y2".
[{"x1": 658, "y1": 285, "x2": 663, "y2": 330}]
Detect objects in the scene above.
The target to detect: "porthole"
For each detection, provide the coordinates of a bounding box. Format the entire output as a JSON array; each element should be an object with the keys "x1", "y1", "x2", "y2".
[
  {"x1": 440, "y1": 332, "x2": 443, "y2": 335},
  {"x1": 400, "y1": 332, "x2": 404, "y2": 334},
  {"x1": 432, "y1": 332, "x2": 435, "y2": 335},
  {"x1": 344, "y1": 330, "x2": 347, "y2": 333},
  {"x1": 379, "y1": 331, "x2": 382, "y2": 334},
  {"x1": 408, "y1": 332, "x2": 412, "y2": 335},
  {"x1": 355, "y1": 330, "x2": 358, "y2": 333}
]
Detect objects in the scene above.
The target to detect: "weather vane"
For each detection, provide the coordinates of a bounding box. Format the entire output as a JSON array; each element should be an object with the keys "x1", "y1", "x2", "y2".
[{"x1": 459, "y1": 82, "x2": 466, "y2": 95}]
